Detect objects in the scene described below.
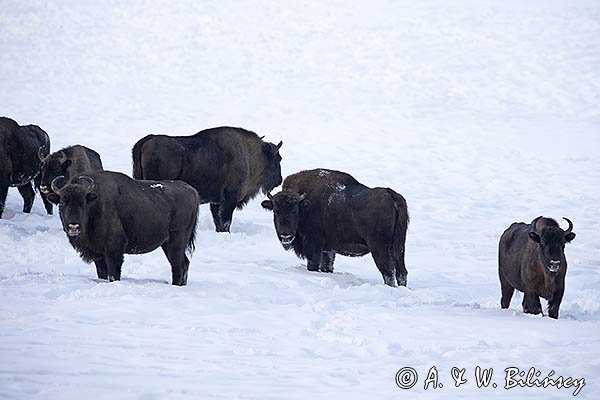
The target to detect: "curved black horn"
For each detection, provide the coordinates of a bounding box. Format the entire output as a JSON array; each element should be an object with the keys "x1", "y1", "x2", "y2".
[
  {"x1": 38, "y1": 147, "x2": 47, "y2": 162},
  {"x1": 50, "y1": 175, "x2": 67, "y2": 195},
  {"x1": 563, "y1": 217, "x2": 574, "y2": 234},
  {"x1": 77, "y1": 176, "x2": 95, "y2": 192},
  {"x1": 530, "y1": 216, "x2": 543, "y2": 233},
  {"x1": 276, "y1": 140, "x2": 283, "y2": 150},
  {"x1": 57, "y1": 151, "x2": 67, "y2": 163},
  {"x1": 267, "y1": 192, "x2": 274, "y2": 200}
]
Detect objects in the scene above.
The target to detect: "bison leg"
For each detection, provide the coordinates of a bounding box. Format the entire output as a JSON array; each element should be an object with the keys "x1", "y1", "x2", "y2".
[
  {"x1": 161, "y1": 241, "x2": 189, "y2": 286},
  {"x1": 94, "y1": 258, "x2": 108, "y2": 280},
  {"x1": 0, "y1": 182, "x2": 8, "y2": 218},
  {"x1": 320, "y1": 251, "x2": 335, "y2": 273},
  {"x1": 217, "y1": 192, "x2": 238, "y2": 233},
  {"x1": 34, "y1": 174, "x2": 53, "y2": 215},
  {"x1": 522, "y1": 292, "x2": 543, "y2": 315},
  {"x1": 104, "y1": 245, "x2": 125, "y2": 282},
  {"x1": 548, "y1": 290, "x2": 564, "y2": 319},
  {"x1": 210, "y1": 200, "x2": 236, "y2": 232},
  {"x1": 394, "y1": 256, "x2": 408, "y2": 287},
  {"x1": 210, "y1": 203, "x2": 223, "y2": 231},
  {"x1": 499, "y1": 271, "x2": 514, "y2": 309},
  {"x1": 17, "y1": 182, "x2": 35, "y2": 213},
  {"x1": 371, "y1": 247, "x2": 397, "y2": 287}
]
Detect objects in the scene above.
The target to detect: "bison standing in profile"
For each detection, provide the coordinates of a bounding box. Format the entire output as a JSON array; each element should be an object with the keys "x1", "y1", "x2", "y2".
[
  {"x1": 132, "y1": 127, "x2": 283, "y2": 232},
  {"x1": 498, "y1": 216, "x2": 576, "y2": 319},
  {"x1": 261, "y1": 169, "x2": 409, "y2": 287},
  {"x1": 0, "y1": 116, "x2": 53, "y2": 218},
  {"x1": 39, "y1": 145, "x2": 103, "y2": 203},
  {"x1": 51, "y1": 170, "x2": 200, "y2": 286}
]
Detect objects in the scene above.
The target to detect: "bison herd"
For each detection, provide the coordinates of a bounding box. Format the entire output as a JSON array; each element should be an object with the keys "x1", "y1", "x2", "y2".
[{"x1": 0, "y1": 116, "x2": 577, "y2": 319}]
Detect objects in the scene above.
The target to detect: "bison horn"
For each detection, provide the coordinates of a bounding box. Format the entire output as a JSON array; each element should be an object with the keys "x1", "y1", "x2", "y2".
[
  {"x1": 50, "y1": 175, "x2": 68, "y2": 195},
  {"x1": 298, "y1": 193, "x2": 306, "y2": 201},
  {"x1": 37, "y1": 147, "x2": 47, "y2": 162},
  {"x1": 267, "y1": 192, "x2": 274, "y2": 200},
  {"x1": 57, "y1": 151, "x2": 67, "y2": 163},
  {"x1": 563, "y1": 217, "x2": 574, "y2": 234},
  {"x1": 530, "y1": 216, "x2": 543, "y2": 233},
  {"x1": 77, "y1": 176, "x2": 95, "y2": 192},
  {"x1": 276, "y1": 141, "x2": 283, "y2": 151}
]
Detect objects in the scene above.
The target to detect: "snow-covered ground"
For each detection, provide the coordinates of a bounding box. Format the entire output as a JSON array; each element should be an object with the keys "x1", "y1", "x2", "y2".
[{"x1": 1, "y1": 1, "x2": 600, "y2": 398}]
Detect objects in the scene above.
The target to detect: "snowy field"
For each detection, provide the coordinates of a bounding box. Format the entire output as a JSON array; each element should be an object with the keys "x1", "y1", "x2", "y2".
[{"x1": 1, "y1": 0, "x2": 600, "y2": 399}]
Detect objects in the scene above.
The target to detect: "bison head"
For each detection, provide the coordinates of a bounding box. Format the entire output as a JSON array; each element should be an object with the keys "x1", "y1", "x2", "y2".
[
  {"x1": 40, "y1": 151, "x2": 72, "y2": 201},
  {"x1": 260, "y1": 141, "x2": 283, "y2": 194},
  {"x1": 528, "y1": 217, "x2": 576, "y2": 274},
  {"x1": 261, "y1": 190, "x2": 309, "y2": 250},
  {"x1": 51, "y1": 175, "x2": 98, "y2": 237}
]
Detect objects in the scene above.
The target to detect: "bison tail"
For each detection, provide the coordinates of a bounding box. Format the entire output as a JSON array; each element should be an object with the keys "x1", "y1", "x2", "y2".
[
  {"x1": 186, "y1": 196, "x2": 200, "y2": 257},
  {"x1": 387, "y1": 189, "x2": 409, "y2": 262},
  {"x1": 132, "y1": 135, "x2": 154, "y2": 179}
]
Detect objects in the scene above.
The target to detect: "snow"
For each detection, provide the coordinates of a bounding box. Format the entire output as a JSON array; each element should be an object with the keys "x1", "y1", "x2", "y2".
[{"x1": 1, "y1": 0, "x2": 600, "y2": 399}]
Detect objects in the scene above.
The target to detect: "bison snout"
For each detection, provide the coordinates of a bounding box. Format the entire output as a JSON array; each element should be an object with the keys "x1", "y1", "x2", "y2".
[
  {"x1": 548, "y1": 260, "x2": 561, "y2": 273},
  {"x1": 279, "y1": 234, "x2": 295, "y2": 245},
  {"x1": 66, "y1": 223, "x2": 81, "y2": 237}
]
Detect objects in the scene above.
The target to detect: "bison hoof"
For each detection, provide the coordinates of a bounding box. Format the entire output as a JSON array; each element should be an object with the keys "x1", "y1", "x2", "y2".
[{"x1": 397, "y1": 276, "x2": 407, "y2": 287}]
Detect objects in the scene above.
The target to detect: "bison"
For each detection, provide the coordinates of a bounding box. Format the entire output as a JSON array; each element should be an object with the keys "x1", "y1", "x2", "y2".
[
  {"x1": 39, "y1": 144, "x2": 103, "y2": 203},
  {"x1": 51, "y1": 170, "x2": 200, "y2": 286},
  {"x1": 132, "y1": 126, "x2": 283, "y2": 232},
  {"x1": 261, "y1": 169, "x2": 409, "y2": 287},
  {"x1": 498, "y1": 216, "x2": 576, "y2": 319},
  {"x1": 0, "y1": 116, "x2": 53, "y2": 218}
]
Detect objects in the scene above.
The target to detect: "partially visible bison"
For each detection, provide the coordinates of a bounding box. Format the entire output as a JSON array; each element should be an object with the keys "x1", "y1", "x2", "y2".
[
  {"x1": 51, "y1": 170, "x2": 199, "y2": 286},
  {"x1": 39, "y1": 145, "x2": 103, "y2": 203},
  {"x1": 0, "y1": 116, "x2": 53, "y2": 218},
  {"x1": 261, "y1": 169, "x2": 409, "y2": 287},
  {"x1": 498, "y1": 216, "x2": 576, "y2": 319},
  {"x1": 132, "y1": 126, "x2": 283, "y2": 232}
]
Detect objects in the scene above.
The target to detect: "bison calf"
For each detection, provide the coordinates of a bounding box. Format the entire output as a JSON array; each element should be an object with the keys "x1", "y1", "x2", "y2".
[
  {"x1": 132, "y1": 126, "x2": 283, "y2": 233},
  {"x1": 498, "y1": 216, "x2": 576, "y2": 319},
  {"x1": 262, "y1": 169, "x2": 409, "y2": 287},
  {"x1": 52, "y1": 171, "x2": 199, "y2": 285},
  {"x1": 0, "y1": 116, "x2": 53, "y2": 217}
]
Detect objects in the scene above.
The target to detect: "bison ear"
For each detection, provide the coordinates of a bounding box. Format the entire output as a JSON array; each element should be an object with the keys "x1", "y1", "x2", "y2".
[
  {"x1": 47, "y1": 193, "x2": 60, "y2": 205},
  {"x1": 261, "y1": 199, "x2": 273, "y2": 210},
  {"x1": 528, "y1": 232, "x2": 541, "y2": 243},
  {"x1": 86, "y1": 192, "x2": 98, "y2": 203},
  {"x1": 565, "y1": 232, "x2": 576, "y2": 243}
]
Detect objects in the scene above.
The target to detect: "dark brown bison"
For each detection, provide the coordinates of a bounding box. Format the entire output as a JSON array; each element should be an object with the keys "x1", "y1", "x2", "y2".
[
  {"x1": 132, "y1": 127, "x2": 283, "y2": 232},
  {"x1": 261, "y1": 169, "x2": 409, "y2": 287},
  {"x1": 499, "y1": 216, "x2": 576, "y2": 319},
  {"x1": 51, "y1": 170, "x2": 199, "y2": 286},
  {"x1": 0, "y1": 116, "x2": 53, "y2": 218},
  {"x1": 39, "y1": 145, "x2": 104, "y2": 203}
]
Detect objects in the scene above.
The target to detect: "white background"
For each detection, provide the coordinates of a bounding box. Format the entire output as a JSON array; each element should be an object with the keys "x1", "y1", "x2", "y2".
[{"x1": 1, "y1": 1, "x2": 599, "y2": 399}]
